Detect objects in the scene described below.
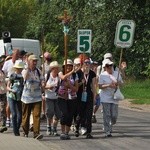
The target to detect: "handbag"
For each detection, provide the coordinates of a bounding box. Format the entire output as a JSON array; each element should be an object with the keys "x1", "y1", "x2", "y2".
[{"x1": 114, "y1": 88, "x2": 124, "y2": 101}]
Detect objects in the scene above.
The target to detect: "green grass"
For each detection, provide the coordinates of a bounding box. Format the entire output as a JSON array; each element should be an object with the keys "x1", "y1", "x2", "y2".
[{"x1": 121, "y1": 79, "x2": 150, "y2": 104}]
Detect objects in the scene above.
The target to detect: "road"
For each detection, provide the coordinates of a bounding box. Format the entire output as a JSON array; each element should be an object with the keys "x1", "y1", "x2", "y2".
[{"x1": 38, "y1": 107, "x2": 150, "y2": 150}]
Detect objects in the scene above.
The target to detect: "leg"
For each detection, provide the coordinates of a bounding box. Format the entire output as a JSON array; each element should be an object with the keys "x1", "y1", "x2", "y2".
[
  {"x1": 32, "y1": 101, "x2": 42, "y2": 138},
  {"x1": 110, "y1": 104, "x2": 118, "y2": 125},
  {"x1": 16, "y1": 101, "x2": 22, "y2": 135},
  {"x1": 102, "y1": 103, "x2": 112, "y2": 136},
  {"x1": 22, "y1": 102, "x2": 32, "y2": 136}
]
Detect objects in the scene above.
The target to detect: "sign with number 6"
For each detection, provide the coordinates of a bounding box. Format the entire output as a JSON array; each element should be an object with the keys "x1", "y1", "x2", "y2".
[{"x1": 114, "y1": 20, "x2": 135, "y2": 48}]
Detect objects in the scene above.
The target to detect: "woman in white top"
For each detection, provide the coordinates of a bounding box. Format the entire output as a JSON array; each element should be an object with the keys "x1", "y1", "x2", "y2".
[
  {"x1": 45, "y1": 61, "x2": 61, "y2": 136},
  {"x1": 99, "y1": 59, "x2": 123, "y2": 137}
]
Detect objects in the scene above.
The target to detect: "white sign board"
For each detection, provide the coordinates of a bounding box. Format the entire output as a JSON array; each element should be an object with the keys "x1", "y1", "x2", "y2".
[
  {"x1": 114, "y1": 20, "x2": 135, "y2": 48},
  {"x1": 77, "y1": 29, "x2": 92, "y2": 53}
]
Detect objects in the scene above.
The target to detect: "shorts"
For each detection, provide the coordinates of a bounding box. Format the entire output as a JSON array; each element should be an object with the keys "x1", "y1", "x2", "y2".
[{"x1": 45, "y1": 98, "x2": 61, "y2": 120}]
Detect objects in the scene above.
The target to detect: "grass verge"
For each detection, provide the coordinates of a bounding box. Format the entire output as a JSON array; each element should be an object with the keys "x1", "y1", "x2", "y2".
[{"x1": 121, "y1": 79, "x2": 150, "y2": 104}]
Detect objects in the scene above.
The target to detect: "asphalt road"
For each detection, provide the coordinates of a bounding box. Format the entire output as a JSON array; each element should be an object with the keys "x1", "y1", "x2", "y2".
[{"x1": 38, "y1": 107, "x2": 150, "y2": 150}]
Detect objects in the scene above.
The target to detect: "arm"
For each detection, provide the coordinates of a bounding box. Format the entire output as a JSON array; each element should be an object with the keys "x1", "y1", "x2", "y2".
[
  {"x1": 92, "y1": 77, "x2": 97, "y2": 103},
  {"x1": 7, "y1": 80, "x2": 13, "y2": 92},
  {"x1": 59, "y1": 69, "x2": 75, "y2": 81}
]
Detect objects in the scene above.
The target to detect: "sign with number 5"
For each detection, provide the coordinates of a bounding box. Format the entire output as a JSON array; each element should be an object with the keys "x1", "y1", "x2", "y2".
[
  {"x1": 77, "y1": 29, "x2": 92, "y2": 53},
  {"x1": 114, "y1": 20, "x2": 135, "y2": 48}
]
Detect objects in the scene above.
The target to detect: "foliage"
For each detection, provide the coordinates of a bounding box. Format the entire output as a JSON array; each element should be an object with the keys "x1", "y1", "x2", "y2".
[{"x1": 0, "y1": 0, "x2": 150, "y2": 78}]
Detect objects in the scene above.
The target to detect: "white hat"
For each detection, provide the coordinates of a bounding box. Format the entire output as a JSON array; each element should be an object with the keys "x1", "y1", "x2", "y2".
[
  {"x1": 28, "y1": 55, "x2": 38, "y2": 61},
  {"x1": 63, "y1": 59, "x2": 73, "y2": 66},
  {"x1": 49, "y1": 61, "x2": 60, "y2": 69},
  {"x1": 104, "y1": 53, "x2": 112, "y2": 59},
  {"x1": 74, "y1": 58, "x2": 81, "y2": 64},
  {"x1": 102, "y1": 59, "x2": 113, "y2": 68},
  {"x1": 13, "y1": 60, "x2": 24, "y2": 68}
]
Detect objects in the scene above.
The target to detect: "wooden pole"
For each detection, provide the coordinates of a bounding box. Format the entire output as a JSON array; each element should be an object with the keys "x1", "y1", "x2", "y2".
[
  {"x1": 58, "y1": 10, "x2": 72, "y2": 74},
  {"x1": 117, "y1": 48, "x2": 123, "y2": 81}
]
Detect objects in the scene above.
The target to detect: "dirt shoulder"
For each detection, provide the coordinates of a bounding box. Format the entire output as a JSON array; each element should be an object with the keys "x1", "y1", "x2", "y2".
[{"x1": 119, "y1": 99, "x2": 150, "y2": 112}]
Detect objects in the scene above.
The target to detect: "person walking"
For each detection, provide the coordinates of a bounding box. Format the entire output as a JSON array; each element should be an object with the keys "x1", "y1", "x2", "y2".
[
  {"x1": 57, "y1": 59, "x2": 78, "y2": 140},
  {"x1": 75, "y1": 59, "x2": 96, "y2": 139},
  {"x1": 99, "y1": 59, "x2": 123, "y2": 137},
  {"x1": 2, "y1": 49, "x2": 20, "y2": 127},
  {"x1": 45, "y1": 61, "x2": 61, "y2": 136},
  {"x1": 21, "y1": 55, "x2": 45, "y2": 139},
  {"x1": 0, "y1": 56, "x2": 7, "y2": 133},
  {"x1": 7, "y1": 60, "x2": 24, "y2": 136}
]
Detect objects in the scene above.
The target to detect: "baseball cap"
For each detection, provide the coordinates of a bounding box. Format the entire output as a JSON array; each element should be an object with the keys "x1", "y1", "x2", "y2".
[
  {"x1": 102, "y1": 59, "x2": 113, "y2": 67},
  {"x1": 28, "y1": 55, "x2": 38, "y2": 61}
]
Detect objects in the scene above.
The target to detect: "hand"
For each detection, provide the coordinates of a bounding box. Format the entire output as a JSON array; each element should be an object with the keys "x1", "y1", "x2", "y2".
[
  {"x1": 11, "y1": 89, "x2": 16, "y2": 93},
  {"x1": 109, "y1": 82, "x2": 117, "y2": 89}
]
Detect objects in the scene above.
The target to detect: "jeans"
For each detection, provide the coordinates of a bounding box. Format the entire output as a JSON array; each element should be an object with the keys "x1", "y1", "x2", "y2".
[{"x1": 8, "y1": 98, "x2": 22, "y2": 135}]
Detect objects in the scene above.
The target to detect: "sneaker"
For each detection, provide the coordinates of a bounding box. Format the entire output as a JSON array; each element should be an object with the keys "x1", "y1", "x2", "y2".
[
  {"x1": 70, "y1": 124, "x2": 75, "y2": 132},
  {"x1": 86, "y1": 133, "x2": 93, "y2": 139},
  {"x1": 65, "y1": 133, "x2": 71, "y2": 140},
  {"x1": 0, "y1": 126, "x2": 7, "y2": 133},
  {"x1": 46, "y1": 127, "x2": 52, "y2": 135},
  {"x1": 53, "y1": 130, "x2": 59, "y2": 136},
  {"x1": 81, "y1": 127, "x2": 87, "y2": 135},
  {"x1": 92, "y1": 115, "x2": 97, "y2": 123},
  {"x1": 74, "y1": 130, "x2": 79, "y2": 137},
  {"x1": 34, "y1": 134, "x2": 43, "y2": 140},
  {"x1": 105, "y1": 134, "x2": 112, "y2": 138},
  {"x1": 60, "y1": 133, "x2": 67, "y2": 140},
  {"x1": 6, "y1": 119, "x2": 11, "y2": 127}
]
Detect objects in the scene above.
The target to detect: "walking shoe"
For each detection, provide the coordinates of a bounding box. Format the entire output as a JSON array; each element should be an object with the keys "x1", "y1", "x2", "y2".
[
  {"x1": 53, "y1": 130, "x2": 59, "y2": 136},
  {"x1": 46, "y1": 127, "x2": 52, "y2": 135},
  {"x1": 81, "y1": 127, "x2": 87, "y2": 135},
  {"x1": 86, "y1": 133, "x2": 93, "y2": 139},
  {"x1": 105, "y1": 134, "x2": 112, "y2": 138},
  {"x1": 74, "y1": 130, "x2": 79, "y2": 137},
  {"x1": 70, "y1": 124, "x2": 75, "y2": 132},
  {"x1": 6, "y1": 119, "x2": 11, "y2": 127},
  {"x1": 34, "y1": 134, "x2": 43, "y2": 140},
  {"x1": 0, "y1": 126, "x2": 7, "y2": 133},
  {"x1": 65, "y1": 133, "x2": 71, "y2": 140},
  {"x1": 60, "y1": 133, "x2": 67, "y2": 140},
  {"x1": 92, "y1": 115, "x2": 97, "y2": 123}
]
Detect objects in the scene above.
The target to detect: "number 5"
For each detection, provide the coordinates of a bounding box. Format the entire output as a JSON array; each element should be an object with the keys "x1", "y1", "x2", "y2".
[{"x1": 79, "y1": 36, "x2": 90, "y2": 52}]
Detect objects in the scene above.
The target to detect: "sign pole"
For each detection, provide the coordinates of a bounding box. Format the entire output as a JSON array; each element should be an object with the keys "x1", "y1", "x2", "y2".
[{"x1": 58, "y1": 10, "x2": 72, "y2": 74}]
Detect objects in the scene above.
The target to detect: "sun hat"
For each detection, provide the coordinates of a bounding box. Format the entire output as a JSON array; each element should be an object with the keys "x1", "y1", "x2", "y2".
[
  {"x1": 28, "y1": 55, "x2": 38, "y2": 61},
  {"x1": 74, "y1": 58, "x2": 81, "y2": 65},
  {"x1": 63, "y1": 59, "x2": 73, "y2": 66},
  {"x1": 5, "y1": 55, "x2": 12, "y2": 61},
  {"x1": 104, "y1": 53, "x2": 112, "y2": 59},
  {"x1": 13, "y1": 60, "x2": 24, "y2": 68},
  {"x1": 49, "y1": 61, "x2": 60, "y2": 69},
  {"x1": 102, "y1": 59, "x2": 113, "y2": 68}
]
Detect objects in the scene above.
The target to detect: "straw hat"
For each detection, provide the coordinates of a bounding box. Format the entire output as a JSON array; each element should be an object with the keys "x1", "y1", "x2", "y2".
[
  {"x1": 13, "y1": 60, "x2": 24, "y2": 68},
  {"x1": 49, "y1": 61, "x2": 60, "y2": 69},
  {"x1": 63, "y1": 59, "x2": 73, "y2": 66}
]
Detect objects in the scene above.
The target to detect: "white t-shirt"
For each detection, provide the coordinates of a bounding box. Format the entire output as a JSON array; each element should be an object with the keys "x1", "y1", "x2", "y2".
[
  {"x1": 45, "y1": 73, "x2": 59, "y2": 100},
  {"x1": 99, "y1": 71, "x2": 123, "y2": 104},
  {"x1": 2, "y1": 59, "x2": 15, "y2": 77}
]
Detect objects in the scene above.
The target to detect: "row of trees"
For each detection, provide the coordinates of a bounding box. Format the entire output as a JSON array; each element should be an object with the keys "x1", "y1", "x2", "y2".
[{"x1": 0, "y1": 0, "x2": 150, "y2": 78}]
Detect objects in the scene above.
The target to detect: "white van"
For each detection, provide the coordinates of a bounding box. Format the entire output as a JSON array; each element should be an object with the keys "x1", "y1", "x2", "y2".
[{"x1": 0, "y1": 38, "x2": 42, "y2": 66}]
